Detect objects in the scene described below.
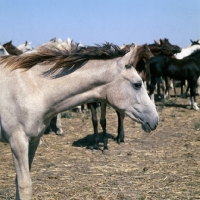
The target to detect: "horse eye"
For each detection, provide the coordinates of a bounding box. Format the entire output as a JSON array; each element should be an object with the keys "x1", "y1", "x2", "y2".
[{"x1": 133, "y1": 82, "x2": 142, "y2": 90}]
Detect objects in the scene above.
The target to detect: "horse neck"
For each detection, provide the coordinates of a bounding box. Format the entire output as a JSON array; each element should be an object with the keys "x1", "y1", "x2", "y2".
[
  {"x1": 176, "y1": 45, "x2": 200, "y2": 59},
  {"x1": 33, "y1": 59, "x2": 119, "y2": 116},
  {"x1": 41, "y1": 46, "x2": 140, "y2": 116}
]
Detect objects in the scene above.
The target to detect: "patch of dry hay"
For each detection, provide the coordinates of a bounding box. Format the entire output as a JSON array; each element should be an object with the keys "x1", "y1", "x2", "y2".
[{"x1": 0, "y1": 92, "x2": 200, "y2": 199}]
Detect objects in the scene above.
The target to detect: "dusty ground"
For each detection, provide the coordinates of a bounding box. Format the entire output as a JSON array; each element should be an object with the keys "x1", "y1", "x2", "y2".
[{"x1": 0, "y1": 92, "x2": 200, "y2": 200}]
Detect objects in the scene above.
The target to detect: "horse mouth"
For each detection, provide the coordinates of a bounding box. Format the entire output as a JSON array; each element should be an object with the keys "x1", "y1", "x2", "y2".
[{"x1": 142, "y1": 122, "x2": 156, "y2": 133}]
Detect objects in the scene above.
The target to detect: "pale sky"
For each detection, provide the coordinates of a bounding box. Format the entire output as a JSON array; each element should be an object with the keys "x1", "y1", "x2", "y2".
[{"x1": 1, "y1": 0, "x2": 200, "y2": 48}]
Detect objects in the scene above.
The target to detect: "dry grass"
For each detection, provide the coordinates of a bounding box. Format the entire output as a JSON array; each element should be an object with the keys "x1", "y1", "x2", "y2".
[{"x1": 0, "y1": 93, "x2": 200, "y2": 199}]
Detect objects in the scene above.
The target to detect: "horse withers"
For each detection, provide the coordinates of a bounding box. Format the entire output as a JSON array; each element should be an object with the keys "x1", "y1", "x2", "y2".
[{"x1": 0, "y1": 43, "x2": 158, "y2": 200}]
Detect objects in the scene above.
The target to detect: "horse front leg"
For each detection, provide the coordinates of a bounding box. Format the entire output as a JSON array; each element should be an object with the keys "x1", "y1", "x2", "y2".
[
  {"x1": 173, "y1": 79, "x2": 177, "y2": 98},
  {"x1": 10, "y1": 132, "x2": 33, "y2": 200},
  {"x1": 100, "y1": 102, "x2": 108, "y2": 152},
  {"x1": 164, "y1": 76, "x2": 170, "y2": 99},
  {"x1": 116, "y1": 110, "x2": 125, "y2": 144},
  {"x1": 149, "y1": 77, "x2": 157, "y2": 104}
]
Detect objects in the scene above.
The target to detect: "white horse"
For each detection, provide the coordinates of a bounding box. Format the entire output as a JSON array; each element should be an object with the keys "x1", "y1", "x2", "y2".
[
  {"x1": 0, "y1": 43, "x2": 158, "y2": 199},
  {"x1": 18, "y1": 41, "x2": 33, "y2": 53},
  {"x1": 0, "y1": 43, "x2": 9, "y2": 56}
]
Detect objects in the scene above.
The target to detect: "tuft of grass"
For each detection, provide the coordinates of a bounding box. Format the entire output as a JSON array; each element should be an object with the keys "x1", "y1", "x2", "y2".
[
  {"x1": 195, "y1": 170, "x2": 200, "y2": 176},
  {"x1": 170, "y1": 112, "x2": 176, "y2": 118},
  {"x1": 61, "y1": 111, "x2": 73, "y2": 118},
  {"x1": 46, "y1": 162, "x2": 55, "y2": 168},
  {"x1": 194, "y1": 122, "x2": 200, "y2": 131}
]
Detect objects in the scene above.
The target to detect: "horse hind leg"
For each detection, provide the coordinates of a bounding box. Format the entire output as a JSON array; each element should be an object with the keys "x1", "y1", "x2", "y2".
[
  {"x1": 88, "y1": 103, "x2": 99, "y2": 151},
  {"x1": 100, "y1": 102, "x2": 108, "y2": 152},
  {"x1": 189, "y1": 80, "x2": 199, "y2": 110},
  {"x1": 46, "y1": 113, "x2": 64, "y2": 135},
  {"x1": 196, "y1": 77, "x2": 200, "y2": 96},
  {"x1": 55, "y1": 113, "x2": 64, "y2": 135}
]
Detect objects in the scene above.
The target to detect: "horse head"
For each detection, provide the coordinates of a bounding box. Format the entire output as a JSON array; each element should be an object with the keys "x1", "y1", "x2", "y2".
[
  {"x1": 18, "y1": 41, "x2": 33, "y2": 53},
  {"x1": 190, "y1": 39, "x2": 200, "y2": 46},
  {"x1": 132, "y1": 44, "x2": 153, "y2": 68},
  {"x1": 3, "y1": 41, "x2": 23, "y2": 55},
  {"x1": 159, "y1": 38, "x2": 182, "y2": 55}
]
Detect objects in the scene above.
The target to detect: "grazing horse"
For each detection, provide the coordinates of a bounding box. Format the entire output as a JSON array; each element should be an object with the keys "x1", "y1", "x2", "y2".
[
  {"x1": 3, "y1": 41, "x2": 23, "y2": 55},
  {"x1": 148, "y1": 49, "x2": 200, "y2": 110},
  {"x1": 0, "y1": 43, "x2": 158, "y2": 200}
]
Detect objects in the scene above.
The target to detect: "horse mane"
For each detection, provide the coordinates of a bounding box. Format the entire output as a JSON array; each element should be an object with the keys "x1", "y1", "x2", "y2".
[{"x1": 0, "y1": 43, "x2": 127, "y2": 70}]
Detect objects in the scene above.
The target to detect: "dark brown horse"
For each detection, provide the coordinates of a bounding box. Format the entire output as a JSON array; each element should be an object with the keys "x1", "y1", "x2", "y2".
[
  {"x1": 3, "y1": 41, "x2": 23, "y2": 55},
  {"x1": 148, "y1": 38, "x2": 181, "y2": 56}
]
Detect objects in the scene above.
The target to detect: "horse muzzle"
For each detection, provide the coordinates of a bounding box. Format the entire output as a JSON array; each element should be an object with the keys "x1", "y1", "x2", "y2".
[{"x1": 141, "y1": 116, "x2": 159, "y2": 133}]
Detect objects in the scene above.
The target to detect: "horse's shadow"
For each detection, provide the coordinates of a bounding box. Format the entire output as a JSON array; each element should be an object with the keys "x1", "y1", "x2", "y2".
[
  {"x1": 155, "y1": 95, "x2": 190, "y2": 109},
  {"x1": 163, "y1": 103, "x2": 188, "y2": 109},
  {"x1": 72, "y1": 132, "x2": 116, "y2": 149}
]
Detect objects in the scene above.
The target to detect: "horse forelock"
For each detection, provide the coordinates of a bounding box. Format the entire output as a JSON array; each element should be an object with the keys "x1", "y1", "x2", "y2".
[{"x1": 0, "y1": 43, "x2": 127, "y2": 71}]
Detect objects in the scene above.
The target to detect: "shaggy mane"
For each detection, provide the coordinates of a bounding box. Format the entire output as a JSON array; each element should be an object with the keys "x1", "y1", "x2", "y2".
[{"x1": 0, "y1": 43, "x2": 127, "y2": 70}]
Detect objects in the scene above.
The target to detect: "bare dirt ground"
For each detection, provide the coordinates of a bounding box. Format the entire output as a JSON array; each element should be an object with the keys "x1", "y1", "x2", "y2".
[{"x1": 0, "y1": 91, "x2": 200, "y2": 200}]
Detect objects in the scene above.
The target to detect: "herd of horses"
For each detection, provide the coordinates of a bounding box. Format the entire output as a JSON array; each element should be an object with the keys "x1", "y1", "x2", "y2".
[{"x1": 0, "y1": 37, "x2": 200, "y2": 199}]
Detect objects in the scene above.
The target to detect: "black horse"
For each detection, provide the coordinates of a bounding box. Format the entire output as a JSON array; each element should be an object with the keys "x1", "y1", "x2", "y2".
[{"x1": 148, "y1": 49, "x2": 200, "y2": 110}]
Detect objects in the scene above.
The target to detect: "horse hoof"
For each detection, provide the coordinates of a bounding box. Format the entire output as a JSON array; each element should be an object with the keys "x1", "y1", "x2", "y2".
[
  {"x1": 56, "y1": 132, "x2": 64, "y2": 136},
  {"x1": 102, "y1": 149, "x2": 109, "y2": 154},
  {"x1": 56, "y1": 128, "x2": 64, "y2": 135},
  {"x1": 92, "y1": 148, "x2": 99, "y2": 153}
]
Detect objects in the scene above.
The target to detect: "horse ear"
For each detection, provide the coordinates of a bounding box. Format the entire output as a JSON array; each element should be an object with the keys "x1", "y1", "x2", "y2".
[
  {"x1": 190, "y1": 39, "x2": 194, "y2": 43},
  {"x1": 154, "y1": 40, "x2": 160, "y2": 46},
  {"x1": 8, "y1": 41, "x2": 12, "y2": 45},
  {"x1": 25, "y1": 41, "x2": 28, "y2": 46},
  {"x1": 50, "y1": 37, "x2": 56, "y2": 42},
  {"x1": 126, "y1": 44, "x2": 138, "y2": 67}
]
